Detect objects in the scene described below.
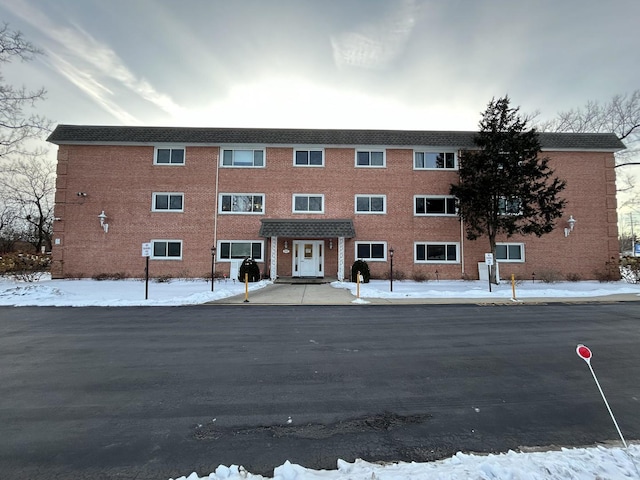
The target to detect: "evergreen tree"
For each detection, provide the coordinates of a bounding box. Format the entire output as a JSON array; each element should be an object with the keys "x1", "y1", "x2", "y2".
[{"x1": 451, "y1": 96, "x2": 566, "y2": 283}]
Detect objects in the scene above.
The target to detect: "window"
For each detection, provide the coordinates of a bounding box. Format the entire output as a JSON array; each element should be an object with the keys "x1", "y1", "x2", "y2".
[
  {"x1": 221, "y1": 149, "x2": 264, "y2": 167},
  {"x1": 152, "y1": 193, "x2": 184, "y2": 212},
  {"x1": 356, "y1": 242, "x2": 387, "y2": 261},
  {"x1": 355, "y1": 195, "x2": 386, "y2": 214},
  {"x1": 414, "y1": 196, "x2": 457, "y2": 215},
  {"x1": 218, "y1": 241, "x2": 264, "y2": 262},
  {"x1": 293, "y1": 194, "x2": 324, "y2": 213},
  {"x1": 498, "y1": 197, "x2": 522, "y2": 215},
  {"x1": 151, "y1": 240, "x2": 182, "y2": 259},
  {"x1": 414, "y1": 151, "x2": 456, "y2": 170},
  {"x1": 219, "y1": 194, "x2": 264, "y2": 214},
  {"x1": 496, "y1": 243, "x2": 525, "y2": 262},
  {"x1": 294, "y1": 149, "x2": 324, "y2": 166},
  {"x1": 415, "y1": 242, "x2": 459, "y2": 263},
  {"x1": 356, "y1": 150, "x2": 385, "y2": 167},
  {"x1": 155, "y1": 147, "x2": 185, "y2": 165}
]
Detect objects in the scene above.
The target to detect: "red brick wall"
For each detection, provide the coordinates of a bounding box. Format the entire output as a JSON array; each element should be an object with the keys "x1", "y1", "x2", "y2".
[{"x1": 51, "y1": 143, "x2": 619, "y2": 281}]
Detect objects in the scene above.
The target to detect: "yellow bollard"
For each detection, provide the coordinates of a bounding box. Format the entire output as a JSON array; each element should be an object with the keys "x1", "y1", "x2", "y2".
[
  {"x1": 511, "y1": 273, "x2": 516, "y2": 300},
  {"x1": 356, "y1": 270, "x2": 361, "y2": 299},
  {"x1": 244, "y1": 272, "x2": 249, "y2": 303}
]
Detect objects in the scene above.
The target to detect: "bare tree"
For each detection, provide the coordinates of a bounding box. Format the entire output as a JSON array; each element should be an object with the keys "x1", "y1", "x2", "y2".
[
  {"x1": 0, "y1": 155, "x2": 56, "y2": 252},
  {"x1": 537, "y1": 91, "x2": 640, "y2": 168},
  {"x1": 0, "y1": 23, "x2": 52, "y2": 159}
]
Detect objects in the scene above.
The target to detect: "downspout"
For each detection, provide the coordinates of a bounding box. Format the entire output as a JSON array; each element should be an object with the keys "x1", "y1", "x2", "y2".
[
  {"x1": 213, "y1": 152, "x2": 220, "y2": 277},
  {"x1": 460, "y1": 218, "x2": 465, "y2": 277}
]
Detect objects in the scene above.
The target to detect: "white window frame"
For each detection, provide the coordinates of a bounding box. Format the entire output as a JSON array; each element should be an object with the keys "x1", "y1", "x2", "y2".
[
  {"x1": 217, "y1": 240, "x2": 265, "y2": 262},
  {"x1": 414, "y1": 195, "x2": 457, "y2": 216},
  {"x1": 219, "y1": 193, "x2": 265, "y2": 214},
  {"x1": 496, "y1": 243, "x2": 525, "y2": 262},
  {"x1": 151, "y1": 239, "x2": 183, "y2": 260},
  {"x1": 220, "y1": 148, "x2": 265, "y2": 168},
  {"x1": 414, "y1": 242, "x2": 460, "y2": 264},
  {"x1": 294, "y1": 149, "x2": 324, "y2": 167},
  {"x1": 355, "y1": 241, "x2": 387, "y2": 261},
  {"x1": 413, "y1": 150, "x2": 457, "y2": 170},
  {"x1": 292, "y1": 194, "x2": 324, "y2": 214},
  {"x1": 355, "y1": 194, "x2": 386, "y2": 214},
  {"x1": 498, "y1": 196, "x2": 523, "y2": 215},
  {"x1": 152, "y1": 192, "x2": 184, "y2": 212},
  {"x1": 355, "y1": 149, "x2": 386, "y2": 168},
  {"x1": 154, "y1": 146, "x2": 185, "y2": 165}
]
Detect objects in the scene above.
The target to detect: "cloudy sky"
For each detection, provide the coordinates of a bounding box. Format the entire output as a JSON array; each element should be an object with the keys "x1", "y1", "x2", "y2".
[{"x1": 0, "y1": 0, "x2": 638, "y2": 131}]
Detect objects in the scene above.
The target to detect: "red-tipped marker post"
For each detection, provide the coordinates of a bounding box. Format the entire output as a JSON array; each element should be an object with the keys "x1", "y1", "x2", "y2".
[{"x1": 575, "y1": 344, "x2": 627, "y2": 448}]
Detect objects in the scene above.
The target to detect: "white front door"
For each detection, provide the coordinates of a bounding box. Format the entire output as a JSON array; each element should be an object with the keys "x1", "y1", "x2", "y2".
[{"x1": 293, "y1": 240, "x2": 324, "y2": 277}]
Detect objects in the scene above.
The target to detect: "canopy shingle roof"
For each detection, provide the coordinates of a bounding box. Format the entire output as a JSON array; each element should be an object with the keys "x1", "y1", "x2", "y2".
[
  {"x1": 47, "y1": 125, "x2": 625, "y2": 151},
  {"x1": 259, "y1": 219, "x2": 355, "y2": 238}
]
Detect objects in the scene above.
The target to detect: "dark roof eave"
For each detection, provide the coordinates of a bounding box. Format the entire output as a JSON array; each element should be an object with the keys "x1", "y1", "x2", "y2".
[{"x1": 46, "y1": 125, "x2": 626, "y2": 151}]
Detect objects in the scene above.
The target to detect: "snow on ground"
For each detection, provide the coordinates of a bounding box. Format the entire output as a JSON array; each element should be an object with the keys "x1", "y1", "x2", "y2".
[
  {"x1": 337, "y1": 278, "x2": 640, "y2": 300},
  {"x1": 1, "y1": 274, "x2": 639, "y2": 479},
  {"x1": 0, "y1": 274, "x2": 638, "y2": 307},
  {"x1": 0, "y1": 274, "x2": 269, "y2": 306},
  {"x1": 171, "y1": 445, "x2": 640, "y2": 480}
]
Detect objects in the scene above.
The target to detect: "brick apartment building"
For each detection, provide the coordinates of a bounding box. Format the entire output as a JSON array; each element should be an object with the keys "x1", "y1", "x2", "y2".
[{"x1": 47, "y1": 125, "x2": 623, "y2": 282}]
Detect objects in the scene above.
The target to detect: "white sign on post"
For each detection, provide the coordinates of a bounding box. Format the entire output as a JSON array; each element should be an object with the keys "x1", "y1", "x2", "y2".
[
  {"x1": 484, "y1": 253, "x2": 494, "y2": 266},
  {"x1": 142, "y1": 242, "x2": 152, "y2": 257}
]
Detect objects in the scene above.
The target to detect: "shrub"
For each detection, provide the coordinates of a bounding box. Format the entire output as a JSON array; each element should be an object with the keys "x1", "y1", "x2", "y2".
[
  {"x1": 412, "y1": 272, "x2": 431, "y2": 282},
  {"x1": 154, "y1": 274, "x2": 172, "y2": 283},
  {"x1": 351, "y1": 259, "x2": 370, "y2": 283},
  {"x1": 565, "y1": 273, "x2": 582, "y2": 282},
  {"x1": 621, "y1": 257, "x2": 640, "y2": 284},
  {"x1": 92, "y1": 272, "x2": 127, "y2": 281},
  {"x1": 537, "y1": 270, "x2": 562, "y2": 283},
  {"x1": 0, "y1": 252, "x2": 51, "y2": 282},
  {"x1": 594, "y1": 257, "x2": 620, "y2": 283},
  {"x1": 383, "y1": 269, "x2": 405, "y2": 281},
  {"x1": 239, "y1": 257, "x2": 261, "y2": 282}
]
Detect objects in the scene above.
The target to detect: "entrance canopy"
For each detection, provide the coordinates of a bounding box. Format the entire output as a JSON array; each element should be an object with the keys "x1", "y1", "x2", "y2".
[{"x1": 259, "y1": 219, "x2": 356, "y2": 238}]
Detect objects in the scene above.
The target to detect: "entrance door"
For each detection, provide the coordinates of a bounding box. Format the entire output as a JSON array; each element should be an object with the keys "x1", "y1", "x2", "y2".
[{"x1": 293, "y1": 240, "x2": 324, "y2": 277}]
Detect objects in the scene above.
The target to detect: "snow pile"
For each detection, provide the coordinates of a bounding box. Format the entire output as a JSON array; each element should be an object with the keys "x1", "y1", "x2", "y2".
[{"x1": 171, "y1": 444, "x2": 640, "y2": 480}]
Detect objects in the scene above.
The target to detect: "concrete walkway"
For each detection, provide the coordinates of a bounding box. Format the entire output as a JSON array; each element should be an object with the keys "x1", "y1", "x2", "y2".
[{"x1": 209, "y1": 282, "x2": 640, "y2": 305}]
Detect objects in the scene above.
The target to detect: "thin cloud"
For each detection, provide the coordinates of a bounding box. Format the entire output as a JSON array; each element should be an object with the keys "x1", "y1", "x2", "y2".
[
  {"x1": 45, "y1": 51, "x2": 141, "y2": 125},
  {"x1": 1, "y1": 0, "x2": 183, "y2": 123},
  {"x1": 331, "y1": 0, "x2": 417, "y2": 69}
]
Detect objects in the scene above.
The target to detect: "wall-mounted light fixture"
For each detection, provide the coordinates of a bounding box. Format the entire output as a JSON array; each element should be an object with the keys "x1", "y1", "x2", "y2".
[
  {"x1": 98, "y1": 210, "x2": 109, "y2": 233},
  {"x1": 77, "y1": 192, "x2": 87, "y2": 197},
  {"x1": 564, "y1": 215, "x2": 576, "y2": 237},
  {"x1": 329, "y1": 239, "x2": 333, "y2": 250}
]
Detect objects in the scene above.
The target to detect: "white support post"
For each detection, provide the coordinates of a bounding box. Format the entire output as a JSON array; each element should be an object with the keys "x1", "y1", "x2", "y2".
[
  {"x1": 338, "y1": 237, "x2": 345, "y2": 281},
  {"x1": 270, "y1": 236, "x2": 278, "y2": 281}
]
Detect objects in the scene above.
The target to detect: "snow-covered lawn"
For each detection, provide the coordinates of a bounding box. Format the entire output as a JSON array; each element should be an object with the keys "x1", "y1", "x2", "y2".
[
  {"x1": 338, "y1": 278, "x2": 640, "y2": 301},
  {"x1": 0, "y1": 274, "x2": 638, "y2": 306},
  {"x1": 1, "y1": 274, "x2": 639, "y2": 479}
]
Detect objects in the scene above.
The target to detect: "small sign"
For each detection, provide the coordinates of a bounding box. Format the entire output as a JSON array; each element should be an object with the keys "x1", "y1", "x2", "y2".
[
  {"x1": 142, "y1": 242, "x2": 152, "y2": 257},
  {"x1": 484, "y1": 253, "x2": 494, "y2": 266},
  {"x1": 576, "y1": 344, "x2": 592, "y2": 364}
]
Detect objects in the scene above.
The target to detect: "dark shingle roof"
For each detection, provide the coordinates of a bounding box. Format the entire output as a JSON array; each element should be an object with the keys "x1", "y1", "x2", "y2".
[
  {"x1": 46, "y1": 124, "x2": 625, "y2": 151},
  {"x1": 259, "y1": 219, "x2": 356, "y2": 238}
]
